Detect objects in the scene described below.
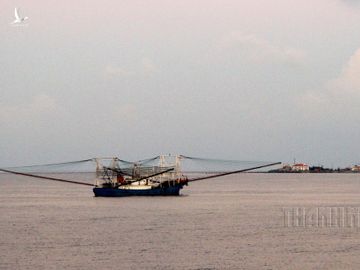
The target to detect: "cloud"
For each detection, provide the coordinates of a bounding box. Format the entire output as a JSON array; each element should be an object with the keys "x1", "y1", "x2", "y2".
[
  {"x1": 0, "y1": 94, "x2": 60, "y2": 124},
  {"x1": 140, "y1": 57, "x2": 158, "y2": 74},
  {"x1": 218, "y1": 31, "x2": 307, "y2": 65},
  {"x1": 103, "y1": 57, "x2": 158, "y2": 79},
  {"x1": 340, "y1": 0, "x2": 360, "y2": 6},
  {"x1": 331, "y1": 48, "x2": 360, "y2": 94},
  {"x1": 104, "y1": 65, "x2": 132, "y2": 78},
  {"x1": 112, "y1": 104, "x2": 138, "y2": 121},
  {"x1": 299, "y1": 48, "x2": 360, "y2": 119}
]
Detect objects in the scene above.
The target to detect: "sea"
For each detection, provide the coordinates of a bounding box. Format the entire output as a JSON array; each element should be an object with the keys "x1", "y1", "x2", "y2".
[{"x1": 1, "y1": 173, "x2": 360, "y2": 270}]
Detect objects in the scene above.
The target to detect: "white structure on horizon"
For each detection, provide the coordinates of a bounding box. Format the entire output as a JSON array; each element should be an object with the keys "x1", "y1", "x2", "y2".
[{"x1": 292, "y1": 163, "x2": 310, "y2": 172}]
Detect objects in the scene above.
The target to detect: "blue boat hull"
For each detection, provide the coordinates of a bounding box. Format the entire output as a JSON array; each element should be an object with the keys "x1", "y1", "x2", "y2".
[{"x1": 93, "y1": 185, "x2": 184, "y2": 197}]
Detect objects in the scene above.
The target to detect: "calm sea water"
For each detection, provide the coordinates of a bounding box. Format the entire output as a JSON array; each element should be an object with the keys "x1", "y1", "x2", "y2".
[{"x1": 1, "y1": 173, "x2": 360, "y2": 269}]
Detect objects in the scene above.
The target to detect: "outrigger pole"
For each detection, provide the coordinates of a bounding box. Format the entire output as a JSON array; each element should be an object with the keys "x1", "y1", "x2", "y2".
[
  {"x1": 0, "y1": 168, "x2": 94, "y2": 186},
  {"x1": 0, "y1": 160, "x2": 281, "y2": 186},
  {"x1": 188, "y1": 162, "x2": 281, "y2": 182}
]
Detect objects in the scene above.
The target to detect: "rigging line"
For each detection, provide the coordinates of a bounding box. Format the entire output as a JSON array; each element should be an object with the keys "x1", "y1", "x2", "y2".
[
  {"x1": 180, "y1": 155, "x2": 274, "y2": 164},
  {"x1": 188, "y1": 162, "x2": 281, "y2": 182},
  {"x1": 102, "y1": 166, "x2": 133, "y2": 177},
  {"x1": 116, "y1": 159, "x2": 135, "y2": 164},
  {"x1": 135, "y1": 156, "x2": 160, "y2": 165},
  {"x1": 110, "y1": 156, "x2": 160, "y2": 165},
  {"x1": 3, "y1": 158, "x2": 94, "y2": 169},
  {"x1": 130, "y1": 168, "x2": 175, "y2": 184},
  {"x1": 0, "y1": 168, "x2": 94, "y2": 187}
]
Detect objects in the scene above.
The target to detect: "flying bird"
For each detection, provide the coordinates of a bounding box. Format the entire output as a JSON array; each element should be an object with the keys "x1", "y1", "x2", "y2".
[{"x1": 11, "y1": 8, "x2": 28, "y2": 24}]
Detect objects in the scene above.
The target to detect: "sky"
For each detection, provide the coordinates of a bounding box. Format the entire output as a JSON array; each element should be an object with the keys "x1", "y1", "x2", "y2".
[{"x1": 0, "y1": 0, "x2": 360, "y2": 167}]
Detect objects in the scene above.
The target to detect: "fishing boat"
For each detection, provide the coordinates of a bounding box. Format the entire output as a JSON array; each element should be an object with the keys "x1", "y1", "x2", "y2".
[
  {"x1": 93, "y1": 156, "x2": 189, "y2": 196},
  {"x1": 0, "y1": 155, "x2": 280, "y2": 197}
]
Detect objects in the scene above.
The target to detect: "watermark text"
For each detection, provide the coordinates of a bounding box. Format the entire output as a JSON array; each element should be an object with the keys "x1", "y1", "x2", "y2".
[{"x1": 283, "y1": 207, "x2": 360, "y2": 228}]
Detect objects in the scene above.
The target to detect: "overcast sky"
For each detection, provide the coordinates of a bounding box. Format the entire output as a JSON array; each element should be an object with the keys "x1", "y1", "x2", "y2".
[{"x1": 1, "y1": 0, "x2": 360, "y2": 167}]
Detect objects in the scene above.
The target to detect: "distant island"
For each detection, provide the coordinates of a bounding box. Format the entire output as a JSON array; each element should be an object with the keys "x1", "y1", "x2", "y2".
[{"x1": 268, "y1": 163, "x2": 360, "y2": 173}]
